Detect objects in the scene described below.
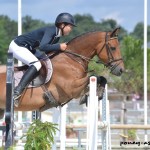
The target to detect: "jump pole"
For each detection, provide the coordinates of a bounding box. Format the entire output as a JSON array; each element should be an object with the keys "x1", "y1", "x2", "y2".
[
  {"x1": 52, "y1": 105, "x2": 67, "y2": 150},
  {"x1": 100, "y1": 84, "x2": 112, "y2": 150},
  {"x1": 5, "y1": 52, "x2": 14, "y2": 150},
  {"x1": 86, "y1": 76, "x2": 98, "y2": 150},
  {"x1": 87, "y1": 76, "x2": 112, "y2": 150},
  {"x1": 60, "y1": 105, "x2": 67, "y2": 150}
]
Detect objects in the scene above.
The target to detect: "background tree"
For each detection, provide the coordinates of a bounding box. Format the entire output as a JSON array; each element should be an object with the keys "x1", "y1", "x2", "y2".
[
  {"x1": 110, "y1": 36, "x2": 143, "y2": 97},
  {"x1": 130, "y1": 22, "x2": 144, "y2": 42},
  {"x1": 0, "y1": 15, "x2": 17, "y2": 64},
  {"x1": 61, "y1": 14, "x2": 127, "y2": 42},
  {"x1": 22, "y1": 16, "x2": 47, "y2": 32},
  {"x1": 148, "y1": 26, "x2": 150, "y2": 41}
]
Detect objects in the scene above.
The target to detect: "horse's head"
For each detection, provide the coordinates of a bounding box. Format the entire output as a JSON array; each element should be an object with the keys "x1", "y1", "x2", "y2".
[
  {"x1": 96, "y1": 28, "x2": 124, "y2": 76},
  {"x1": 65, "y1": 28, "x2": 124, "y2": 76}
]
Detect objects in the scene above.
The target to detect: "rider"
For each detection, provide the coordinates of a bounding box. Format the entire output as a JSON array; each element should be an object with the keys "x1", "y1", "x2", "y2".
[{"x1": 8, "y1": 12, "x2": 76, "y2": 107}]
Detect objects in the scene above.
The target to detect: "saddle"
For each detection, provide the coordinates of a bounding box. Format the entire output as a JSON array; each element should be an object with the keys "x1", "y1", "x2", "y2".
[{"x1": 14, "y1": 52, "x2": 53, "y2": 88}]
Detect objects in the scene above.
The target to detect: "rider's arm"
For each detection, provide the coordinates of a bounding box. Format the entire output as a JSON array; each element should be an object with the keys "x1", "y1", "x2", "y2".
[{"x1": 39, "y1": 27, "x2": 61, "y2": 52}]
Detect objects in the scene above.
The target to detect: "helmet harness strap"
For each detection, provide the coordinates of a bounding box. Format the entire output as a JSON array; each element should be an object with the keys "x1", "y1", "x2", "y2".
[{"x1": 60, "y1": 24, "x2": 66, "y2": 36}]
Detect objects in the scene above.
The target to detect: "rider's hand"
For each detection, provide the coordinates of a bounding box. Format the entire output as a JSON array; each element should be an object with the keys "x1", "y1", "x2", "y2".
[{"x1": 60, "y1": 43, "x2": 67, "y2": 51}]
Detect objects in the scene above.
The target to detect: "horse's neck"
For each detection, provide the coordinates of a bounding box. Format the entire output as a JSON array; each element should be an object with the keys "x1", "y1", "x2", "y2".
[{"x1": 68, "y1": 33, "x2": 101, "y2": 58}]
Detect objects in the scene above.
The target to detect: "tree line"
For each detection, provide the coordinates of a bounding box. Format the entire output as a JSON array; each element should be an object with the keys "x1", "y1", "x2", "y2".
[{"x1": 0, "y1": 14, "x2": 149, "y2": 96}]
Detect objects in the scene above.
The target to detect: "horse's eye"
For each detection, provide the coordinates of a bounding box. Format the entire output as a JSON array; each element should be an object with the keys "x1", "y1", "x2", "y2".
[{"x1": 111, "y1": 47, "x2": 116, "y2": 51}]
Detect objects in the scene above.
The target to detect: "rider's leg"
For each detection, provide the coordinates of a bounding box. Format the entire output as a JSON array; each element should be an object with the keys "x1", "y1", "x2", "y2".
[
  {"x1": 14, "y1": 65, "x2": 38, "y2": 100},
  {"x1": 8, "y1": 40, "x2": 42, "y2": 107}
]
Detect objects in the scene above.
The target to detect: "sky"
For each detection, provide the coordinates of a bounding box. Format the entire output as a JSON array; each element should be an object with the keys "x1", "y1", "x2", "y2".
[{"x1": 0, "y1": 0, "x2": 149, "y2": 33}]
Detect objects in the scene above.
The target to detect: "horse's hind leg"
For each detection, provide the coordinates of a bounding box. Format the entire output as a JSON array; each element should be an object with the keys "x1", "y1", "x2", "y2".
[{"x1": 0, "y1": 109, "x2": 4, "y2": 119}]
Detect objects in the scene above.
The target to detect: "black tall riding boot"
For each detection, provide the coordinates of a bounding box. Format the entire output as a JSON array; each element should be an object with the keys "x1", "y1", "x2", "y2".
[{"x1": 14, "y1": 65, "x2": 38, "y2": 107}]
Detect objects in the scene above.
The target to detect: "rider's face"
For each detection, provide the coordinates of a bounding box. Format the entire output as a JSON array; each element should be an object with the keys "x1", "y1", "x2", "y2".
[{"x1": 62, "y1": 24, "x2": 73, "y2": 35}]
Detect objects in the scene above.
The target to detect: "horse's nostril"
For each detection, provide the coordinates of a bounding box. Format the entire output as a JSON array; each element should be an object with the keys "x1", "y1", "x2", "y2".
[{"x1": 120, "y1": 68, "x2": 124, "y2": 73}]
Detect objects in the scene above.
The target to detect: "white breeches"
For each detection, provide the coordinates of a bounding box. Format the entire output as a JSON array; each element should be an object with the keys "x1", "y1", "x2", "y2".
[{"x1": 8, "y1": 40, "x2": 41, "y2": 71}]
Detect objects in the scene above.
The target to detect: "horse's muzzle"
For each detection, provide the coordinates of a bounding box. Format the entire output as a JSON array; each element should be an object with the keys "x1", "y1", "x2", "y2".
[{"x1": 110, "y1": 65, "x2": 124, "y2": 76}]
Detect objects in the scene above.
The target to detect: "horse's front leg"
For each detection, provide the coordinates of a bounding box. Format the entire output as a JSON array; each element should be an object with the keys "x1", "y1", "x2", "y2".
[{"x1": 79, "y1": 76, "x2": 107, "y2": 105}]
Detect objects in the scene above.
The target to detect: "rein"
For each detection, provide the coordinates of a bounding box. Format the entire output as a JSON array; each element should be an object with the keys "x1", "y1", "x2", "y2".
[
  {"x1": 64, "y1": 50, "x2": 107, "y2": 67},
  {"x1": 64, "y1": 50, "x2": 91, "y2": 62}
]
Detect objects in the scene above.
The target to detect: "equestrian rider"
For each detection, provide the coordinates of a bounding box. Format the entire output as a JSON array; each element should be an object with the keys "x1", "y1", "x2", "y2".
[{"x1": 8, "y1": 12, "x2": 76, "y2": 107}]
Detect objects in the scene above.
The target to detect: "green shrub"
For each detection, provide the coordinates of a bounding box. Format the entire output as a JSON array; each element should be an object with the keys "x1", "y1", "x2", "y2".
[{"x1": 21, "y1": 119, "x2": 58, "y2": 150}]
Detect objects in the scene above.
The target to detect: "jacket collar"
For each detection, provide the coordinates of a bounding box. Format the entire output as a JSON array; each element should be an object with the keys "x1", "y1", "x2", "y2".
[{"x1": 55, "y1": 27, "x2": 62, "y2": 37}]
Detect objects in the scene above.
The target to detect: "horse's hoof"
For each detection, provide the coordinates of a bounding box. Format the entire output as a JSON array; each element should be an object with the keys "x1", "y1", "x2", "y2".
[
  {"x1": 14, "y1": 99, "x2": 21, "y2": 107},
  {"x1": 98, "y1": 87, "x2": 105, "y2": 100},
  {"x1": 0, "y1": 109, "x2": 4, "y2": 119},
  {"x1": 79, "y1": 95, "x2": 88, "y2": 105},
  {"x1": 14, "y1": 94, "x2": 22, "y2": 107}
]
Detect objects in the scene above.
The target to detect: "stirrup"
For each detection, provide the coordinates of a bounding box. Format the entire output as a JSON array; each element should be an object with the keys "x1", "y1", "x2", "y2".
[
  {"x1": 13, "y1": 86, "x2": 27, "y2": 107},
  {"x1": 79, "y1": 94, "x2": 88, "y2": 105},
  {"x1": 14, "y1": 94, "x2": 22, "y2": 107}
]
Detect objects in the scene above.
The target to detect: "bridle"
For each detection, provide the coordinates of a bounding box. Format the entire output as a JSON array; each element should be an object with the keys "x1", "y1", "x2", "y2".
[
  {"x1": 64, "y1": 32, "x2": 123, "y2": 71},
  {"x1": 96, "y1": 32, "x2": 123, "y2": 69}
]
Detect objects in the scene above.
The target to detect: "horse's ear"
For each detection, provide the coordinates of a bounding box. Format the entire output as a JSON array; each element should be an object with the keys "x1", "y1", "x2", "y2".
[{"x1": 110, "y1": 27, "x2": 120, "y2": 37}]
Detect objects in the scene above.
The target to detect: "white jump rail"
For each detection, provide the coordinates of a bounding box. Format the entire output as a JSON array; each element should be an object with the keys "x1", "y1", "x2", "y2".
[
  {"x1": 100, "y1": 84, "x2": 112, "y2": 150},
  {"x1": 86, "y1": 76, "x2": 98, "y2": 150},
  {"x1": 87, "y1": 76, "x2": 111, "y2": 150}
]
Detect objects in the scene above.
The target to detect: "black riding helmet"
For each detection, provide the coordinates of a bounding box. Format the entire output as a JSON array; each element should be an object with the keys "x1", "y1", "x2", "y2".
[{"x1": 55, "y1": 13, "x2": 76, "y2": 27}]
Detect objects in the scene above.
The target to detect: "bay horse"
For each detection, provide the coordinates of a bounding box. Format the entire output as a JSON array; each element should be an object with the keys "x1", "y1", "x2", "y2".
[{"x1": 0, "y1": 27, "x2": 124, "y2": 115}]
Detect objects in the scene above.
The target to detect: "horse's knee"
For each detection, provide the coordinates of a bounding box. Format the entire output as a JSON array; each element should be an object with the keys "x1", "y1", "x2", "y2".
[
  {"x1": 97, "y1": 76, "x2": 107, "y2": 85},
  {"x1": 90, "y1": 75, "x2": 107, "y2": 85}
]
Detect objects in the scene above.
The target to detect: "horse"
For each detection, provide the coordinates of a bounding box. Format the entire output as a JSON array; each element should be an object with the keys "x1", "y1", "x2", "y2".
[{"x1": 0, "y1": 27, "x2": 124, "y2": 116}]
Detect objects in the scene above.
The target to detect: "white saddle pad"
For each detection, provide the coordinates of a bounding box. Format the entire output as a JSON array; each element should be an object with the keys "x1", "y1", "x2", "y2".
[{"x1": 14, "y1": 58, "x2": 53, "y2": 88}]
